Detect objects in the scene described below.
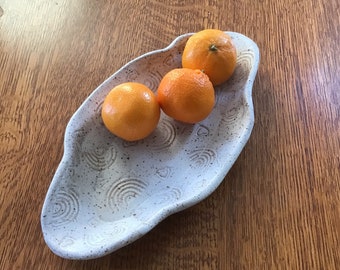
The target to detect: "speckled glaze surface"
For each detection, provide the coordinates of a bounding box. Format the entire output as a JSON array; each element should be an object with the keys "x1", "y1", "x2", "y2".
[{"x1": 41, "y1": 32, "x2": 259, "y2": 259}]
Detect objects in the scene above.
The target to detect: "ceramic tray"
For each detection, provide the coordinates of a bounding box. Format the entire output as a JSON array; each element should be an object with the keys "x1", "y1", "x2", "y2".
[{"x1": 41, "y1": 31, "x2": 259, "y2": 259}]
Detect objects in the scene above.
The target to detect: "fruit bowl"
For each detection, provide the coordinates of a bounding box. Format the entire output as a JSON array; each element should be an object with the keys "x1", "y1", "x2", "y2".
[{"x1": 41, "y1": 31, "x2": 259, "y2": 259}]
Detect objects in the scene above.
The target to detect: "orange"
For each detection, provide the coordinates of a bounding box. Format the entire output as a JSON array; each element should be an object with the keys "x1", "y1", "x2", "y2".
[
  {"x1": 101, "y1": 82, "x2": 160, "y2": 141},
  {"x1": 182, "y1": 29, "x2": 237, "y2": 86},
  {"x1": 156, "y1": 68, "x2": 215, "y2": 124}
]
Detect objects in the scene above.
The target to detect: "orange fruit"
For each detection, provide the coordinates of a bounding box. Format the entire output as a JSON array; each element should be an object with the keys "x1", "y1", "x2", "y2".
[
  {"x1": 156, "y1": 68, "x2": 215, "y2": 124},
  {"x1": 101, "y1": 82, "x2": 160, "y2": 141},
  {"x1": 182, "y1": 29, "x2": 237, "y2": 86}
]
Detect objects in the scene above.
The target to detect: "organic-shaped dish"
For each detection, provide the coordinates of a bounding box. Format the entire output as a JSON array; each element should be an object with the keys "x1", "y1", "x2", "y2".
[{"x1": 41, "y1": 32, "x2": 259, "y2": 259}]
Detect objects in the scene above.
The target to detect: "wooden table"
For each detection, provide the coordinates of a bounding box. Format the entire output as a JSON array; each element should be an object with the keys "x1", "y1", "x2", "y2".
[{"x1": 1, "y1": 0, "x2": 339, "y2": 269}]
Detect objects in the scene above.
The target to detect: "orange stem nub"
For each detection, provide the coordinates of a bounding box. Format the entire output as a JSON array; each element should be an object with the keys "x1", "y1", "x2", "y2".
[{"x1": 209, "y1": 44, "x2": 218, "y2": 51}]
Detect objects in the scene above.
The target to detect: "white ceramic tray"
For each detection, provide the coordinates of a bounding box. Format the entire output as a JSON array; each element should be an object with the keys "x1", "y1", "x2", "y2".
[{"x1": 41, "y1": 31, "x2": 259, "y2": 259}]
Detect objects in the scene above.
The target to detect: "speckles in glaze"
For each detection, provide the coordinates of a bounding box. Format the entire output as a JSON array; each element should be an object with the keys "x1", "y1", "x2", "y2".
[{"x1": 125, "y1": 69, "x2": 140, "y2": 81}]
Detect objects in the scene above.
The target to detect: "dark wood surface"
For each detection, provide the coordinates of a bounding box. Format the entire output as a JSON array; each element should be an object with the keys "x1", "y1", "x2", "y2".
[{"x1": 0, "y1": 0, "x2": 339, "y2": 269}]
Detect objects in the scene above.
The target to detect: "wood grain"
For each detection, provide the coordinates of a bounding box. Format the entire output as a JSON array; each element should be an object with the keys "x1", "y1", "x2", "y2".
[{"x1": 0, "y1": 0, "x2": 339, "y2": 269}]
